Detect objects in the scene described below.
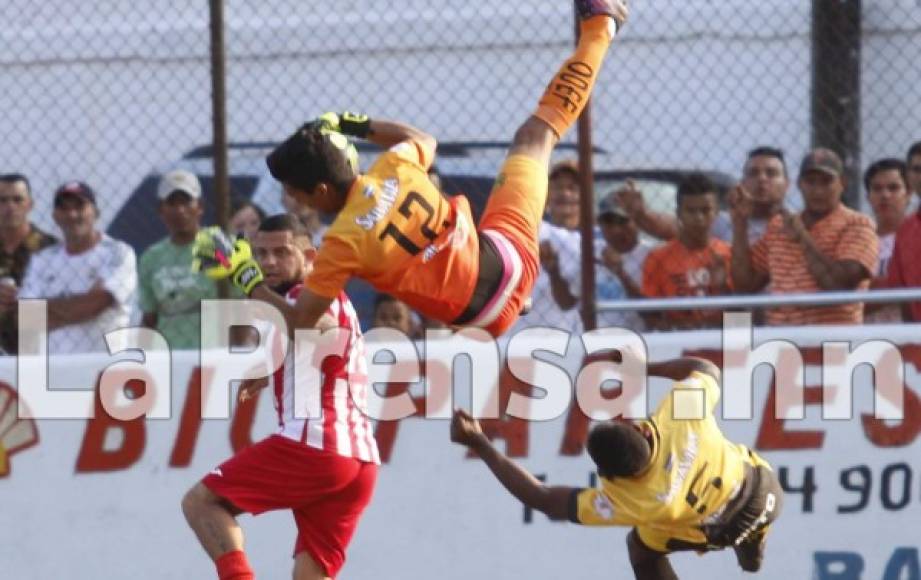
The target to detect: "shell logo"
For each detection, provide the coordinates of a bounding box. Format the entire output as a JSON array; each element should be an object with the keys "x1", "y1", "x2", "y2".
[{"x1": 0, "y1": 384, "x2": 39, "y2": 477}]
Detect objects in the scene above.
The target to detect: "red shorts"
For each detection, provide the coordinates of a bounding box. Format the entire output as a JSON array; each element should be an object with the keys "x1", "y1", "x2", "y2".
[{"x1": 202, "y1": 435, "x2": 377, "y2": 578}]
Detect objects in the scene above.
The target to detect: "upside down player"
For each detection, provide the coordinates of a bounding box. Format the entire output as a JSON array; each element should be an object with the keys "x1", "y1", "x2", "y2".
[
  {"x1": 451, "y1": 355, "x2": 783, "y2": 579},
  {"x1": 193, "y1": 0, "x2": 629, "y2": 338},
  {"x1": 182, "y1": 215, "x2": 379, "y2": 580}
]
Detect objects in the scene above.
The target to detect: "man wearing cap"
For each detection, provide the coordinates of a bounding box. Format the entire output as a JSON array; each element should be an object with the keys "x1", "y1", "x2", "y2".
[
  {"x1": 0, "y1": 174, "x2": 57, "y2": 354},
  {"x1": 139, "y1": 170, "x2": 224, "y2": 349},
  {"x1": 595, "y1": 192, "x2": 653, "y2": 330},
  {"x1": 18, "y1": 181, "x2": 137, "y2": 354},
  {"x1": 731, "y1": 148, "x2": 878, "y2": 325}
]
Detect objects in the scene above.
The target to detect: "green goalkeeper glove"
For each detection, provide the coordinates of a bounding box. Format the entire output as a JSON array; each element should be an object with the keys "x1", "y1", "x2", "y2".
[
  {"x1": 316, "y1": 111, "x2": 371, "y2": 138},
  {"x1": 191, "y1": 226, "x2": 264, "y2": 295}
]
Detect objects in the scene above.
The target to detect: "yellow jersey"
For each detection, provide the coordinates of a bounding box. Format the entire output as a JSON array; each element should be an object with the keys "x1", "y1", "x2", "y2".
[{"x1": 570, "y1": 371, "x2": 771, "y2": 552}]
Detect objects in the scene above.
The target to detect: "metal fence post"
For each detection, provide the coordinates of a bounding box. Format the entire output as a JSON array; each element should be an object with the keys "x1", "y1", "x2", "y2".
[
  {"x1": 575, "y1": 6, "x2": 597, "y2": 332},
  {"x1": 209, "y1": 0, "x2": 231, "y2": 299},
  {"x1": 812, "y1": 0, "x2": 862, "y2": 208}
]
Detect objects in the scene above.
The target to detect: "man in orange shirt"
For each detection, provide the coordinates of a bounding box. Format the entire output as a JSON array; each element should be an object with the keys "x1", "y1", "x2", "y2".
[
  {"x1": 642, "y1": 173, "x2": 732, "y2": 330},
  {"x1": 193, "y1": 0, "x2": 629, "y2": 338},
  {"x1": 731, "y1": 148, "x2": 878, "y2": 325}
]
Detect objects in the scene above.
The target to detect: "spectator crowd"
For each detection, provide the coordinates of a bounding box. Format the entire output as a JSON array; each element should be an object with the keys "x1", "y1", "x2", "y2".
[
  {"x1": 505, "y1": 140, "x2": 921, "y2": 333},
  {"x1": 2, "y1": 140, "x2": 920, "y2": 354}
]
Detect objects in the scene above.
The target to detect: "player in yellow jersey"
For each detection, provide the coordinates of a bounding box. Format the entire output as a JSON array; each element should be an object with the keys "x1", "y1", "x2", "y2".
[
  {"x1": 451, "y1": 355, "x2": 783, "y2": 579},
  {"x1": 192, "y1": 0, "x2": 630, "y2": 338}
]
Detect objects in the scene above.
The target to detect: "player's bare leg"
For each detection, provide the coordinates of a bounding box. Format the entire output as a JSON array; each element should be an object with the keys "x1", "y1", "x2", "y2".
[
  {"x1": 182, "y1": 483, "x2": 245, "y2": 559},
  {"x1": 293, "y1": 552, "x2": 331, "y2": 580},
  {"x1": 182, "y1": 482, "x2": 254, "y2": 579},
  {"x1": 626, "y1": 529, "x2": 678, "y2": 580},
  {"x1": 508, "y1": 119, "x2": 559, "y2": 169}
]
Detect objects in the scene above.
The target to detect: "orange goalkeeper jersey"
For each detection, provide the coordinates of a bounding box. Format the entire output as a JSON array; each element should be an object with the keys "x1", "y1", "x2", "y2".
[{"x1": 305, "y1": 140, "x2": 480, "y2": 323}]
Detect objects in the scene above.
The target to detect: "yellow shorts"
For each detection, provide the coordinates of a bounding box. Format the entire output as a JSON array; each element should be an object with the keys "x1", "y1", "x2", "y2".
[
  {"x1": 639, "y1": 454, "x2": 778, "y2": 554},
  {"x1": 636, "y1": 525, "x2": 707, "y2": 554}
]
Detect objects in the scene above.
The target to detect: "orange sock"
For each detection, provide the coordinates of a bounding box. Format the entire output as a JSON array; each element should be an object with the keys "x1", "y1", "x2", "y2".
[
  {"x1": 534, "y1": 16, "x2": 614, "y2": 138},
  {"x1": 216, "y1": 550, "x2": 254, "y2": 580}
]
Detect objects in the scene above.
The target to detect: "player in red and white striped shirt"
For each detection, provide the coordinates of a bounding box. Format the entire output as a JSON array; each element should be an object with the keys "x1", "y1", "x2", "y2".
[
  {"x1": 269, "y1": 282, "x2": 379, "y2": 463},
  {"x1": 182, "y1": 214, "x2": 379, "y2": 580}
]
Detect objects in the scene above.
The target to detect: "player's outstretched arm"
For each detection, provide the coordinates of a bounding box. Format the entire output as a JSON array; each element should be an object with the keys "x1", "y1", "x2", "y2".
[
  {"x1": 249, "y1": 284, "x2": 336, "y2": 335},
  {"x1": 320, "y1": 111, "x2": 437, "y2": 165},
  {"x1": 646, "y1": 357, "x2": 720, "y2": 382},
  {"x1": 366, "y1": 118, "x2": 437, "y2": 164},
  {"x1": 190, "y1": 227, "x2": 337, "y2": 336},
  {"x1": 451, "y1": 408, "x2": 574, "y2": 521},
  {"x1": 602, "y1": 344, "x2": 719, "y2": 383}
]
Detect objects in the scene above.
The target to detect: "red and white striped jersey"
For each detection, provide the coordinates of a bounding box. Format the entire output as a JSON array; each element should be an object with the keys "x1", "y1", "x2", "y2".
[{"x1": 270, "y1": 286, "x2": 379, "y2": 464}]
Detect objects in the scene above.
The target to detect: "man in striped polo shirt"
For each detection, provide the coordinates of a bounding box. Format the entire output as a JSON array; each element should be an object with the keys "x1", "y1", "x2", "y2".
[
  {"x1": 182, "y1": 214, "x2": 379, "y2": 580},
  {"x1": 730, "y1": 148, "x2": 878, "y2": 325}
]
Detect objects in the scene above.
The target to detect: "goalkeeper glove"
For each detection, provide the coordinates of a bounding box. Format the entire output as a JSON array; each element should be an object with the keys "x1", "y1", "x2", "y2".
[
  {"x1": 309, "y1": 113, "x2": 362, "y2": 174},
  {"x1": 191, "y1": 226, "x2": 264, "y2": 296},
  {"x1": 316, "y1": 111, "x2": 371, "y2": 138}
]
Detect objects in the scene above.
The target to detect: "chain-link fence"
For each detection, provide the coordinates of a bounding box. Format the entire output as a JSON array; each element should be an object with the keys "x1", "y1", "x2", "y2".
[{"x1": 1, "y1": 0, "x2": 919, "y2": 352}]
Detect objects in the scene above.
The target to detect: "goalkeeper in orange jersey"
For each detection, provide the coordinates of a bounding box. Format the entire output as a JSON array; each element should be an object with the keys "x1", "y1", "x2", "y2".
[
  {"x1": 192, "y1": 0, "x2": 629, "y2": 338},
  {"x1": 451, "y1": 354, "x2": 783, "y2": 579}
]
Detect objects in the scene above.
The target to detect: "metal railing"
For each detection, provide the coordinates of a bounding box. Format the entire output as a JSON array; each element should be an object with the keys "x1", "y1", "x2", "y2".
[{"x1": 597, "y1": 287, "x2": 921, "y2": 313}]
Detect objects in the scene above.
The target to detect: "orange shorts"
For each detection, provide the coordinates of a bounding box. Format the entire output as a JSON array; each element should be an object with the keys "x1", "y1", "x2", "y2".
[{"x1": 475, "y1": 154, "x2": 547, "y2": 336}]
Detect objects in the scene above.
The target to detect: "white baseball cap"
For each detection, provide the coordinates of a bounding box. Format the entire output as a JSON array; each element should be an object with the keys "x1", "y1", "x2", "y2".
[{"x1": 157, "y1": 169, "x2": 202, "y2": 200}]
